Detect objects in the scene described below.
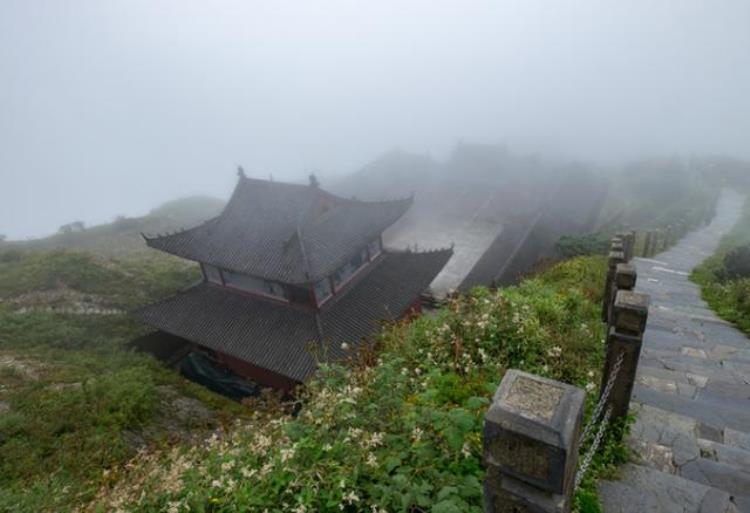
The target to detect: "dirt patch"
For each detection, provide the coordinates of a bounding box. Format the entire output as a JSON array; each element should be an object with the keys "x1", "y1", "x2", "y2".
[
  {"x1": 0, "y1": 354, "x2": 42, "y2": 380},
  {"x1": 0, "y1": 285, "x2": 121, "y2": 314}
]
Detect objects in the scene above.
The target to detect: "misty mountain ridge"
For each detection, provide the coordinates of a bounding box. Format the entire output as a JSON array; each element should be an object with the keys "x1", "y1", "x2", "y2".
[{"x1": 1, "y1": 196, "x2": 225, "y2": 257}]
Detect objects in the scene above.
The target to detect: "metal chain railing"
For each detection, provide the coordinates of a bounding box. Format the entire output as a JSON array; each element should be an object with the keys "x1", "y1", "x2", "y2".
[
  {"x1": 574, "y1": 405, "x2": 612, "y2": 490},
  {"x1": 578, "y1": 350, "x2": 624, "y2": 446}
]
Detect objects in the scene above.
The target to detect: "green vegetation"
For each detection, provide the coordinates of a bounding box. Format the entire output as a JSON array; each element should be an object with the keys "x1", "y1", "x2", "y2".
[
  {"x1": 0, "y1": 225, "x2": 630, "y2": 512},
  {"x1": 1, "y1": 195, "x2": 224, "y2": 258},
  {"x1": 692, "y1": 196, "x2": 750, "y2": 333},
  {"x1": 0, "y1": 250, "x2": 241, "y2": 512},
  {"x1": 84, "y1": 256, "x2": 624, "y2": 513},
  {"x1": 555, "y1": 159, "x2": 719, "y2": 259}
]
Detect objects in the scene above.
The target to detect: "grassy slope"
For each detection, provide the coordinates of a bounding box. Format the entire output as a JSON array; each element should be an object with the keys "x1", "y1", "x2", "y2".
[
  {"x1": 0, "y1": 250, "x2": 242, "y2": 512},
  {"x1": 86, "y1": 256, "x2": 623, "y2": 513},
  {"x1": 0, "y1": 196, "x2": 224, "y2": 258},
  {"x1": 692, "y1": 194, "x2": 750, "y2": 333}
]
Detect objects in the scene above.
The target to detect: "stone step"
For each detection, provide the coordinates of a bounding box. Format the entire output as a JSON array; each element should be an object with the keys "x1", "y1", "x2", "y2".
[
  {"x1": 680, "y1": 457, "x2": 750, "y2": 499},
  {"x1": 639, "y1": 347, "x2": 750, "y2": 382},
  {"x1": 598, "y1": 463, "x2": 748, "y2": 513},
  {"x1": 632, "y1": 386, "x2": 750, "y2": 433},
  {"x1": 698, "y1": 439, "x2": 750, "y2": 473},
  {"x1": 639, "y1": 353, "x2": 750, "y2": 387}
]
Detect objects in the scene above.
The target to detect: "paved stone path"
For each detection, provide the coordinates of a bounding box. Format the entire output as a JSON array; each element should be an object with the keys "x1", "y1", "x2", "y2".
[{"x1": 600, "y1": 189, "x2": 750, "y2": 513}]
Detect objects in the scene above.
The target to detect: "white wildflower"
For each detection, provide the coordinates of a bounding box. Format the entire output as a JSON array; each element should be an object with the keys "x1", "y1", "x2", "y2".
[
  {"x1": 342, "y1": 491, "x2": 360, "y2": 505},
  {"x1": 280, "y1": 447, "x2": 296, "y2": 463}
]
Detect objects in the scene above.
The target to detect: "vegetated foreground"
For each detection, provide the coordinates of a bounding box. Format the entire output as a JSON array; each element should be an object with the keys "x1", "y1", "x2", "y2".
[
  {"x1": 0, "y1": 248, "x2": 619, "y2": 512},
  {"x1": 76, "y1": 256, "x2": 619, "y2": 513},
  {"x1": 0, "y1": 250, "x2": 244, "y2": 512}
]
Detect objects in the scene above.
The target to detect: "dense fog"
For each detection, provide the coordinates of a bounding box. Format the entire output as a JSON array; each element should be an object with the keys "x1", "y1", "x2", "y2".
[{"x1": 1, "y1": 0, "x2": 749, "y2": 239}]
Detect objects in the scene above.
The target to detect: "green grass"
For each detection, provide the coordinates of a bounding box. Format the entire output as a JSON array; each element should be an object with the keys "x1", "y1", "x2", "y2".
[
  {"x1": 0, "y1": 251, "x2": 240, "y2": 512},
  {"x1": 692, "y1": 194, "x2": 750, "y2": 333},
  {"x1": 0, "y1": 249, "x2": 200, "y2": 308},
  {"x1": 85, "y1": 256, "x2": 625, "y2": 513},
  {"x1": 0, "y1": 195, "x2": 224, "y2": 258},
  {"x1": 0, "y1": 248, "x2": 628, "y2": 513}
]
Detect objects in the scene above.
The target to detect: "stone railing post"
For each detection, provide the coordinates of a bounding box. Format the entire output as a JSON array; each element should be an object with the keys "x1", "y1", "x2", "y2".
[
  {"x1": 619, "y1": 231, "x2": 635, "y2": 262},
  {"x1": 643, "y1": 230, "x2": 654, "y2": 257},
  {"x1": 601, "y1": 290, "x2": 650, "y2": 422},
  {"x1": 484, "y1": 370, "x2": 585, "y2": 513},
  {"x1": 629, "y1": 231, "x2": 637, "y2": 261},
  {"x1": 601, "y1": 246, "x2": 625, "y2": 322},
  {"x1": 605, "y1": 263, "x2": 636, "y2": 323}
]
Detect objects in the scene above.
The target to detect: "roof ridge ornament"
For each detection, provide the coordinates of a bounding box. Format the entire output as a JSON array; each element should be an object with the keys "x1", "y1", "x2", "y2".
[
  {"x1": 237, "y1": 165, "x2": 246, "y2": 179},
  {"x1": 309, "y1": 173, "x2": 320, "y2": 188}
]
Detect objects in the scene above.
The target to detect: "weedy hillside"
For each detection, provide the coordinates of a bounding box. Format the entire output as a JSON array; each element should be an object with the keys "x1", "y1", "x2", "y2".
[
  {"x1": 0, "y1": 249, "x2": 245, "y2": 512},
  {"x1": 0, "y1": 244, "x2": 624, "y2": 513}
]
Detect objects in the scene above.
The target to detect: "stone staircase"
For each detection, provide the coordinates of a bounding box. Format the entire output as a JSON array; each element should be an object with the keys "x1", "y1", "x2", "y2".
[{"x1": 599, "y1": 190, "x2": 750, "y2": 513}]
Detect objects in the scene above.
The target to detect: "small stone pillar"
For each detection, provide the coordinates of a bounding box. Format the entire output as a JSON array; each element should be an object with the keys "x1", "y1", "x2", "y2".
[
  {"x1": 601, "y1": 249, "x2": 625, "y2": 322},
  {"x1": 601, "y1": 290, "x2": 650, "y2": 421},
  {"x1": 626, "y1": 231, "x2": 637, "y2": 261},
  {"x1": 484, "y1": 370, "x2": 585, "y2": 513},
  {"x1": 643, "y1": 231, "x2": 654, "y2": 257},
  {"x1": 605, "y1": 263, "x2": 637, "y2": 323}
]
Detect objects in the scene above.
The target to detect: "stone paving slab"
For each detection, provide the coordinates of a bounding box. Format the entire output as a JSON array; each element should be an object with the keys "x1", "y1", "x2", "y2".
[{"x1": 600, "y1": 189, "x2": 750, "y2": 512}]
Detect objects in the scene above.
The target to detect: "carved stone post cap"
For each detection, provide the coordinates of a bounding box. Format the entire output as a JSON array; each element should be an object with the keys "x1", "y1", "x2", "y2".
[
  {"x1": 615, "y1": 263, "x2": 637, "y2": 290},
  {"x1": 613, "y1": 290, "x2": 650, "y2": 335},
  {"x1": 484, "y1": 370, "x2": 584, "y2": 494}
]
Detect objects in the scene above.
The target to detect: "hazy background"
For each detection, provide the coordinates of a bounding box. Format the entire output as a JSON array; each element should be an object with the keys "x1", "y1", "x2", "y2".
[{"x1": 1, "y1": 0, "x2": 749, "y2": 239}]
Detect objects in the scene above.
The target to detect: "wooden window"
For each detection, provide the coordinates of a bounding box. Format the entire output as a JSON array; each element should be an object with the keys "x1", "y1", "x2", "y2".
[
  {"x1": 332, "y1": 247, "x2": 369, "y2": 291},
  {"x1": 221, "y1": 270, "x2": 289, "y2": 301}
]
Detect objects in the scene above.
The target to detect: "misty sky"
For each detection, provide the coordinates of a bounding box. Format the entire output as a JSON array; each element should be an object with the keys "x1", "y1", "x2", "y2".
[{"x1": 1, "y1": 1, "x2": 749, "y2": 239}]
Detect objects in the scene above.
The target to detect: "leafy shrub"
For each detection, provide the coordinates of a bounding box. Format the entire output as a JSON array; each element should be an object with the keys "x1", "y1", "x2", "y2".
[
  {"x1": 723, "y1": 244, "x2": 750, "y2": 279},
  {"x1": 555, "y1": 233, "x2": 610, "y2": 258}
]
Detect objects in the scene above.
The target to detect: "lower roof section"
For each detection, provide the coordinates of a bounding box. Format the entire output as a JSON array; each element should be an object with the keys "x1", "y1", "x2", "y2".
[{"x1": 132, "y1": 249, "x2": 452, "y2": 383}]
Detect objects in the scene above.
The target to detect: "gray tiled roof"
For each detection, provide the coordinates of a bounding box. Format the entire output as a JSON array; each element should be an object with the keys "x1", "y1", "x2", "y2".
[
  {"x1": 132, "y1": 249, "x2": 452, "y2": 382},
  {"x1": 145, "y1": 177, "x2": 412, "y2": 284}
]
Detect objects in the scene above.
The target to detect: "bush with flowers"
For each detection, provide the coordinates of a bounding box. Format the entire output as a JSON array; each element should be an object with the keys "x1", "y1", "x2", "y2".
[{"x1": 88, "y1": 255, "x2": 624, "y2": 513}]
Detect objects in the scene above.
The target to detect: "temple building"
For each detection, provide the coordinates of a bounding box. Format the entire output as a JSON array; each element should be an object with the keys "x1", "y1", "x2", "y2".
[{"x1": 133, "y1": 171, "x2": 452, "y2": 392}]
